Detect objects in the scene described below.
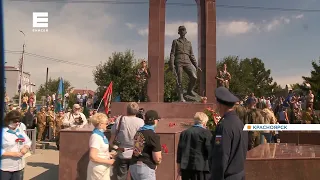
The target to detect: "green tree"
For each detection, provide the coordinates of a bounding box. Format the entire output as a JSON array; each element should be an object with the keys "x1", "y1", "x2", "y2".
[
  {"x1": 93, "y1": 50, "x2": 140, "y2": 102},
  {"x1": 164, "y1": 57, "x2": 191, "y2": 102},
  {"x1": 303, "y1": 59, "x2": 320, "y2": 93},
  {"x1": 217, "y1": 56, "x2": 278, "y2": 97},
  {"x1": 67, "y1": 93, "x2": 77, "y2": 109},
  {"x1": 290, "y1": 83, "x2": 301, "y2": 90},
  {"x1": 303, "y1": 59, "x2": 320, "y2": 109},
  {"x1": 36, "y1": 78, "x2": 72, "y2": 100},
  {"x1": 164, "y1": 62, "x2": 178, "y2": 102}
]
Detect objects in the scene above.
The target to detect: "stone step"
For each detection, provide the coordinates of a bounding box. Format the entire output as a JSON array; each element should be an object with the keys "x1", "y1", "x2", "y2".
[{"x1": 36, "y1": 142, "x2": 51, "y2": 149}]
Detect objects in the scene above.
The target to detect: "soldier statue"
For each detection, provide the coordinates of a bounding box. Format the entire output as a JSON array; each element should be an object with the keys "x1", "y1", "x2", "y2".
[
  {"x1": 216, "y1": 63, "x2": 231, "y2": 89},
  {"x1": 169, "y1": 26, "x2": 201, "y2": 102}
]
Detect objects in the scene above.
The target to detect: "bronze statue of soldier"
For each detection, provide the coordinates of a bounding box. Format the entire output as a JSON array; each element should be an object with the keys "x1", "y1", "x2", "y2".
[{"x1": 169, "y1": 26, "x2": 201, "y2": 102}]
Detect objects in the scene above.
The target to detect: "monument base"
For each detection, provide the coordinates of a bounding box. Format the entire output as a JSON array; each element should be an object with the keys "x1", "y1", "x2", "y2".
[
  {"x1": 59, "y1": 118, "x2": 191, "y2": 180},
  {"x1": 279, "y1": 132, "x2": 320, "y2": 145},
  {"x1": 246, "y1": 143, "x2": 320, "y2": 180},
  {"x1": 110, "y1": 102, "x2": 215, "y2": 118},
  {"x1": 184, "y1": 93, "x2": 202, "y2": 102}
]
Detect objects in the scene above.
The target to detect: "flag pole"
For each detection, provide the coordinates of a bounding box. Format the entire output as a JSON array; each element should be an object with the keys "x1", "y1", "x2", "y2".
[{"x1": 96, "y1": 98, "x2": 104, "y2": 111}]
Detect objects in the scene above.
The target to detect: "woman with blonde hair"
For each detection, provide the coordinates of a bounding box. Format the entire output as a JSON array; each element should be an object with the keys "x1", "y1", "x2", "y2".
[{"x1": 87, "y1": 113, "x2": 115, "y2": 180}]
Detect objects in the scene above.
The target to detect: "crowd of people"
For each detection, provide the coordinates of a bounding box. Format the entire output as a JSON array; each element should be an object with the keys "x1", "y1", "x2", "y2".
[
  {"x1": 232, "y1": 89, "x2": 318, "y2": 151},
  {"x1": 1, "y1": 84, "x2": 318, "y2": 180},
  {"x1": 84, "y1": 87, "x2": 249, "y2": 180}
]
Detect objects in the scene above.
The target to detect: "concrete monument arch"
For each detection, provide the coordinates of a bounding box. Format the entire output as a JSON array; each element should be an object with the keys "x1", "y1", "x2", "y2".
[{"x1": 147, "y1": 0, "x2": 217, "y2": 103}]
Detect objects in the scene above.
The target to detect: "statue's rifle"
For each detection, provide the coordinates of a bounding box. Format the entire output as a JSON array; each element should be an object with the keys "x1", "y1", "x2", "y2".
[{"x1": 171, "y1": 66, "x2": 181, "y2": 88}]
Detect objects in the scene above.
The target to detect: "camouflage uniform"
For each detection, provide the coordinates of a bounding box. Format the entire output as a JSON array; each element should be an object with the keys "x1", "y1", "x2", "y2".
[
  {"x1": 55, "y1": 115, "x2": 64, "y2": 149},
  {"x1": 233, "y1": 104, "x2": 247, "y2": 124},
  {"x1": 37, "y1": 110, "x2": 47, "y2": 141},
  {"x1": 136, "y1": 68, "x2": 149, "y2": 102},
  {"x1": 47, "y1": 110, "x2": 56, "y2": 138},
  {"x1": 216, "y1": 70, "x2": 231, "y2": 89},
  {"x1": 302, "y1": 110, "x2": 313, "y2": 124},
  {"x1": 246, "y1": 108, "x2": 264, "y2": 150}
]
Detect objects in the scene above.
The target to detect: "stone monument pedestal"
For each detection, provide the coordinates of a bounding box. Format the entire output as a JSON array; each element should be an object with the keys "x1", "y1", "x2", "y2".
[
  {"x1": 111, "y1": 102, "x2": 215, "y2": 118},
  {"x1": 59, "y1": 118, "x2": 197, "y2": 180},
  {"x1": 246, "y1": 143, "x2": 320, "y2": 180},
  {"x1": 279, "y1": 132, "x2": 320, "y2": 145}
]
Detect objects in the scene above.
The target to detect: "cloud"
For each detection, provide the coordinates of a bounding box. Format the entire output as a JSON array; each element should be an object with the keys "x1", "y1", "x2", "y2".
[
  {"x1": 294, "y1": 14, "x2": 304, "y2": 19},
  {"x1": 136, "y1": 21, "x2": 197, "y2": 39},
  {"x1": 4, "y1": 2, "x2": 121, "y2": 91},
  {"x1": 138, "y1": 28, "x2": 148, "y2": 36},
  {"x1": 274, "y1": 74, "x2": 306, "y2": 88},
  {"x1": 125, "y1": 23, "x2": 135, "y2": 29},
  {"x1": 165, "y1": 21, "x2": 198, "y2": 38},
  {"x1": 217, "y1": 21, "x2": 258, "y2": 36},
  {"x1": 136, "y1": 15, "x2": 303, "y2": 38}
]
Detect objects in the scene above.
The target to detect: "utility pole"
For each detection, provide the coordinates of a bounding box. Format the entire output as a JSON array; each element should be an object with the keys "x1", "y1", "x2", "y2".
[{"x1": 18, "y1": 30, "x2": 25, "y2": 107}]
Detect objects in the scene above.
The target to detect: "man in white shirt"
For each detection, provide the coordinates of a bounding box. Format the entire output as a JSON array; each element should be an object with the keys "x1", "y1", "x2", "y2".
[
  {"x1": 63, "y1": 104, "x2": 87, "y2": 128},
  {"x1": 307, "y1": 90, "x2": 314, "y2": 110},
  {"x1": 76, "y1": 93, "x2": 81, "y2": 104},
  {"x1": 109, "y1": 102, "x2": 144, "y2": 180},
  {"x1": 82, "y1": 93, "x2": 87, "y2": 107},
  {"x1": 52, "y1": 93, "x2": 56, "y2": 103}
]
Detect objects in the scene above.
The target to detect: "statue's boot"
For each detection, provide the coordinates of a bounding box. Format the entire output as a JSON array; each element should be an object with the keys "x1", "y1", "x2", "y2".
[
  {"x1": 187, "y1": 90, "x2": 198, "y2": 97},
  {"x1": 179, "y1": 94, "x2": 186, "y2": 102}
]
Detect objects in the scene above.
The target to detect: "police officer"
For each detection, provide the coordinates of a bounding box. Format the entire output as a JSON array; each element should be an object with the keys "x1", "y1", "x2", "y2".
[{"x1": 210, "y1": 87, "x2": 248, "y2": 180}]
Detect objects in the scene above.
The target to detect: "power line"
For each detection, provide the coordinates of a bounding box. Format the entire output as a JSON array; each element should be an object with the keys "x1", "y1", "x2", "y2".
[
  {"x1": 5, "y1": 50, "x2": 95, "y2": 68},
  {"x1": 9, "y1": 0, "x2": 320, "y2": 12}
]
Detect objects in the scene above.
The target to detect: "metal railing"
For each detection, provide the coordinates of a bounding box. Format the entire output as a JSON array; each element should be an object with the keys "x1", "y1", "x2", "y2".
[{"x1": 26, "y1": 129, "x2": 37, "y2": 154}]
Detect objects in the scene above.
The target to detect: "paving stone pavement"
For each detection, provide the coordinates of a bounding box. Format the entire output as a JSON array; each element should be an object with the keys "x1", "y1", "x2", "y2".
[{"x1": 24, "y1": 147, "x2": 59, "y2": 180}]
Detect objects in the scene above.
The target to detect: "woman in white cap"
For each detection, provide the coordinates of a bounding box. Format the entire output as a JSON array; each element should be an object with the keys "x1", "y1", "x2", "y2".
[{"x1": 63, "y1": 104, "x2": 88, "y2": 128}]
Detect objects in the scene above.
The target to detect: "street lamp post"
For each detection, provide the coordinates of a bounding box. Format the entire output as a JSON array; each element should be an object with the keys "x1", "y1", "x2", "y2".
[{"x1": 18, "y1": 30, "x2": 26, "y2": 107}]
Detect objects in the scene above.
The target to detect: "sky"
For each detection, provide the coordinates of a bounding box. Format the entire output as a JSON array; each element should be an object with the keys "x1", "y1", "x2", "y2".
[{"x1": 3, "y1": 0, "x2": 319, "y2": 92}]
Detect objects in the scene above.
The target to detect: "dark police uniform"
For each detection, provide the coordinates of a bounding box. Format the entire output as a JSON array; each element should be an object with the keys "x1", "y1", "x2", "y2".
[{"x1": 210, "y1": 87, "x2": 248, "y2": 180}]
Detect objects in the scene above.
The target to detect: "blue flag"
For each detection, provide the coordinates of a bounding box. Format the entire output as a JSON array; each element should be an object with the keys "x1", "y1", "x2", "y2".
[{"x1": 56, "y1": 77, "x2": 64, "y2": 112}]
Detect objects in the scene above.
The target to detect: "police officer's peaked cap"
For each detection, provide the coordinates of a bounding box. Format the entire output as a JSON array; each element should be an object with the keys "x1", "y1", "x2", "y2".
[{"x1": 215, "y1": 87, "x2": 239, "y2": 106}]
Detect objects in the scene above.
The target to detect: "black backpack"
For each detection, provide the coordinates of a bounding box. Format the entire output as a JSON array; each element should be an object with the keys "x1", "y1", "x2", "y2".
[{"x1": 22, "y1": 112, "x2": 35, "y2": 129}]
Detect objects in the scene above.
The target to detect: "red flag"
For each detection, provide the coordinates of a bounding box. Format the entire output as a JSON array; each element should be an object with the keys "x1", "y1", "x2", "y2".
[{"x1": 103, "y1": 82, "x2": 113, "y2": 114}]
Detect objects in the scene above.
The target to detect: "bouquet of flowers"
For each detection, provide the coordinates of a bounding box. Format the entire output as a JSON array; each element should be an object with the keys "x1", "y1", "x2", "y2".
[
  {"x1": 204, "y1": 107, "x2": 221, "y2": 132},
  {"x1": 15, "y1": 138, "x2": 25, "y2": 151},
  {"x1": 15, "y1": 138, "x2": 25, "y2": 144},
  {"x1": 108, "y1": 115, "x2": 119, "y2": 124},
  {"x1": 107, "y1": 115, "x2": 120, "y2": 129},
  {"x1": 201, "y1": 97, "x2": 208, "y2": 104}
]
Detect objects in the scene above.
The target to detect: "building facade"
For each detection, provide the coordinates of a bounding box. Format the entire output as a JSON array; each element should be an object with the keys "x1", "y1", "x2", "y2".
[{"x1": 5, "y1": 66, "x2": 36, "y2": 99}]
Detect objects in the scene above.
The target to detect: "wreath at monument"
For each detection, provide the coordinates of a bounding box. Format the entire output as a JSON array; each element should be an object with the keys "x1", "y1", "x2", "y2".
[{"x1": 204, "y1": 107, "x2": 221, "y2": 132}]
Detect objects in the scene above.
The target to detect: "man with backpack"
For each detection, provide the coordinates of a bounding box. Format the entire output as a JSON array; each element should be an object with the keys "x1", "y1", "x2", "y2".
[{"x1": 22, "y1": 107, "x2": 36, "y2": 129}]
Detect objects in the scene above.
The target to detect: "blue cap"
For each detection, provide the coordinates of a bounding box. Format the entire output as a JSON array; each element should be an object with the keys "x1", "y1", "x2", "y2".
[{"x1": 215, "y1": 87, "x2": 239, "y2": 105}]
